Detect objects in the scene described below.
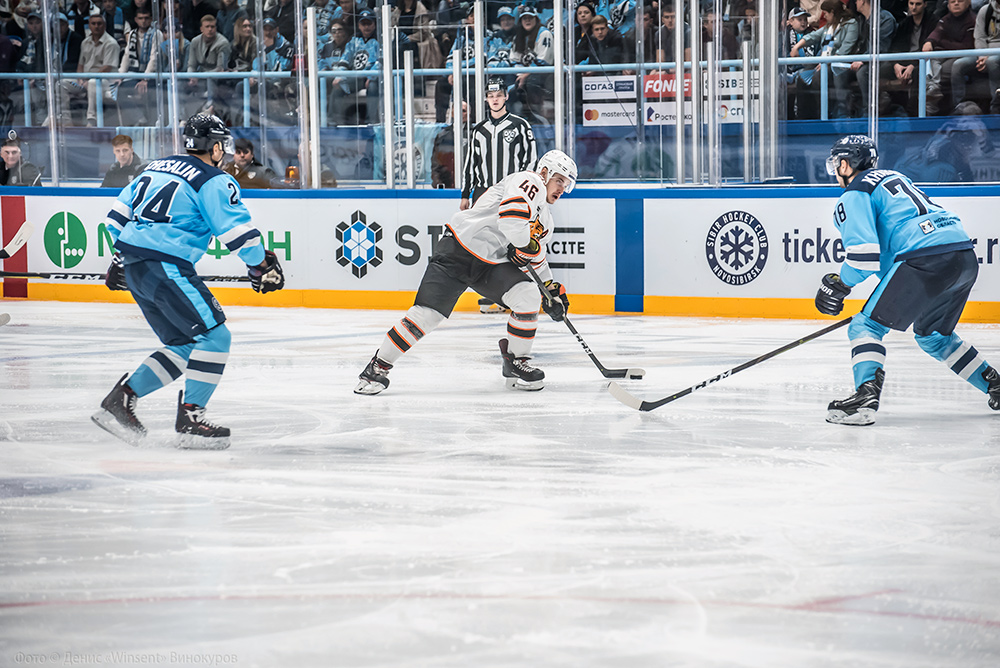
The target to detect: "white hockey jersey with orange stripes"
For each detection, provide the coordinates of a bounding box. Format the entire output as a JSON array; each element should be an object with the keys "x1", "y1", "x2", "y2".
[{"x1": 445, "y1": 170, "x2": 554, "y2": 282}]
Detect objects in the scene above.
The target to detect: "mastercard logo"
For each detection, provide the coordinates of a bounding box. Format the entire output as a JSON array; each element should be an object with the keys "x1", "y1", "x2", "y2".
[{"x1": 584, "y1": 109, "x2": 600, "y2": 121}]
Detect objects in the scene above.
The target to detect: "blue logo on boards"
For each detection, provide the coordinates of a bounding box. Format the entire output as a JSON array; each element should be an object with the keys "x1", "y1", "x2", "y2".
[
  {"x1": 705, "y1": 210, "x2": 768, "y2": 285},
  {"x1": 614, "y1": 80, "x2": 635, "y2": 92},
  {"x1": 336, "y1": 210, "x2": 383, "y2": 278}
]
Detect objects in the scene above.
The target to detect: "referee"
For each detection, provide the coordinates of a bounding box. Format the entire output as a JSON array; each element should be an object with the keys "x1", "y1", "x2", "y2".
[{"x1": 460, "y1": 76, "x2": 538, "y2": 211}]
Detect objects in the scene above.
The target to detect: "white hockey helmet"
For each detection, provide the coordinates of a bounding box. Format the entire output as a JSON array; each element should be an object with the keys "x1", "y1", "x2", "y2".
[{"x1": 536, "y1": 149, "x2": 577, "y2": 193}]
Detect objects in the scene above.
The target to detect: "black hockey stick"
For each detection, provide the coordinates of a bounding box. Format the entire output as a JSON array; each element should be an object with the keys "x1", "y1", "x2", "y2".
[
  {"x1": 608, "y1": 316, "x2": 853, "y2": 411},
  {"x1": 0, "y1": 221, "x2": 34, "y2": 259},
  {"x1": 525, "y1": 264, "x2": 645, "y2": 380},
  {"x1": 0, "y1": 270, "x2": 250, "y2": 282}
]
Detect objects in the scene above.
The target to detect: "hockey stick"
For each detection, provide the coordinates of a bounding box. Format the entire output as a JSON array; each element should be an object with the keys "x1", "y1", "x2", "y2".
[
  {"x1": 0, "y1": 221, "x2": 35, "y2": 259},
  {"x1": 0, "y1": 270, "x2": 250, "y2": 282},
  {"x1": 608, "y1": 316, "x2": 853, "y2": 411},
  {"x1": 524, "y1": 264, "x2": 645, "y2": 380}
]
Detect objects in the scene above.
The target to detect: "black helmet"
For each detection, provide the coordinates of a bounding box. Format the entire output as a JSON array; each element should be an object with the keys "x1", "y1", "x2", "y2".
[
  {"x1": 486, "y1": 75, "x2": 506, "y2": 95},
  {"x1": 183, "y1": 113, "x2": 234, "y2": 154},
  {"x1": 826, "y1": 135, "x2": 878, "y2": 175}
]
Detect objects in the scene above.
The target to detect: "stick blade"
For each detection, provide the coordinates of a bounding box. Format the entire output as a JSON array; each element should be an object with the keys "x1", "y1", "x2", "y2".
[
  {"x1": 0, "y1": 220, "x2": 35, "y2": 259},
  {"x1": 607, "y1": 382, "x2": 645, "y2": 411},
  {"x1": 627, "y1": 368, "x2": 646, "y2": 380}
]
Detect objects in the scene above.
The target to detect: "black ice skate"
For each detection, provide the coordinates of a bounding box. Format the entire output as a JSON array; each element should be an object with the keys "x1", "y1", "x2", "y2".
[
  {"x1": 983, "y1": 366, "x2": 1000, "y2": 410},
  {"x1": 826, "y1": 368, "x2": 885, "y2": 426},
  {"x1": 91, "y1": 373, "x2": 147, "y2": 445},
  {"x1": 478, "y1": 298, "x2": 510, "y2": 314},
  {"x1": 176, "y1": 391, "x2": 231, "y2": 450},
  {"x1": 355, "y1": 354, "x2": 393, "y2": 395},
  {"x1": 499, "y1": 338, "x2": 544, "y2": 391}
]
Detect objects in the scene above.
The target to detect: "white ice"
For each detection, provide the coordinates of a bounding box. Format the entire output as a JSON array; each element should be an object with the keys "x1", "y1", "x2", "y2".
[{"x1": 2, "y1": 301, "x2": 999, "y2": 668}]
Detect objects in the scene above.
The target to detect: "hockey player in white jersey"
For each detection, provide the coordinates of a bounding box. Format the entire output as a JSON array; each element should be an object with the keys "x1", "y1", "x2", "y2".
[
  {"x1": 355, "y1": 150, "x2": 577, "y2": 394},
  {"x1": 92, "y1": 113, "x2": 285, "y2": 449},
  {"x1": 816, "y1": 134, "x2": 1000, "y2": 425}
]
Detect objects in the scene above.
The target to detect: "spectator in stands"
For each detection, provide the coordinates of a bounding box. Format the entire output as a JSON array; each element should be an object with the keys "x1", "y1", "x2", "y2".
[
  {"x1": 216, "y1": 0, "x2": 248, "y2": 42},
  {"x1": 9, "y1": 0, "x2": 37, "y2": 41},
  {"x1": 224, "y1": 138, "x2": 290, "y2": 188},
  {"x1": 249, "y1": 17, "x2": 293, "y2": 122},
  {"x1": 311, "y1": 0, "x2": 338, "y2": 39},
  {"x1": 851, "y1": 0, "x2": 898, "y2": 115},
  {"x1": 320, "y1": 18, "x2": 350, "y2": 122},
  {"x1": 786, "y1": 7, "x2": 818, "y2": 119},
  {"x1": 0, "y1": 25, "x2": 14, "y2": 127},
  {"x1": 574, "y1": 1, "x2": 596, "y2": 63},
  {"x1": 66, "y1": 0, "x2": 99, "y2": 39},
  {"x1": 702, "y1": 7, "x2": 740, "y2": 60},
  {"x1": 186, "y1": 14, "x2": 231, "y2": 117},
  {"x1": 14, "y1": 10, "x2": 45, "y2": 124},
  {"x1": 488, "y1": 6, "x2": 516, "y2": 69},
  {"x1": 333, "y1": 0, "x2": 362, "y2": 37},
  {"x1": 182, "y1": 0, "x2": 218, "y2": 41},
  {"x1": 159, "y1": 21, "x2": 188, "y2": 73},
  {"x1": 59, "y1": 12, "x2": 84, "y2": 72},
  {"x1": 0, "y1": 138, "x2": 41, "y2": 186},
  {"x1": 791, "y1": 0, "x2": 859, "y2": 118},
  {"x1": 624, "y1": 4, "x2": 657, "y2": 64},
  {"x1": 655, "y1": 4, "x2": 691, "y2": 64},
  {"x1": 953, "y1": 0, "x2": 1000, "y2": 113},
  {"x1": 923, "y1": 0, "x2": 976, "y2": 114},
  {"x1": 229, "y1": 16, "x2": 256, "y2": 72},
  {"x1": 124, "y1": 0, "x2": 153, "y2": 31},
  {"x1": 393, "y1": 0, "x2": 443, "y2": 69},
  {"x1": 581, "y1": 15, "x2": 627, "y2": 65},
  {"x1": 74, "y1": 13, "x2": 121, "y2": 126},
  {"x1": 101, "y1": 134, "x2": 144, "y2": 187},
  {"x1": 267, "y1": 0, "x2": 301, "y2": 44},
  {"x1": 332, "y1": 8, "x2": 381, "y2": 124},
  {"x1": 431, "y1": 99, "x2": 468, "y2": 189},
  {"x1": 887, "y1": 0, "x2": 935, "y2": 115},
  {"x1": 509, "y1": 7, "x2": 553, "y2": 124},
  {"x1": 116, "y1": 6, "x2": 161, "y2": 125},
  {"x1": 434, "y1": 4, "x2": 474, "y2": 122},
  {"x1": 102, "y1": 0, "x2": 126, "y2": 49}
]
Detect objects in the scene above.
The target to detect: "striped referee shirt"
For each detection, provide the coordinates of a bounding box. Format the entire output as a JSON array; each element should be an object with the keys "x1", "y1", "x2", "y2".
[{"x1": 461, "y1": 111, "x2": 537, "y2": 200}]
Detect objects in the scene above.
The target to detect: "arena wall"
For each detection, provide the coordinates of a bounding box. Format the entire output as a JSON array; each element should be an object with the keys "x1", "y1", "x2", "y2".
[{"x1": 3, "y1": 186, "x2": 999, "y2": 322}]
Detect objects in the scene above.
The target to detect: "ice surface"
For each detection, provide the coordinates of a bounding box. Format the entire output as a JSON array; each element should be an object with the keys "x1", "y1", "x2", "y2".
[{"x1": 2, "y1": 301, "x2": 999, "y2": 667}]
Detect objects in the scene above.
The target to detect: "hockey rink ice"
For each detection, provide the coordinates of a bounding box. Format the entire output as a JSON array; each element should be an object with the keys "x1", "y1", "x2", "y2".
[{"x1": 2, "y1": 300, "x2": 1000, "y2": 667}]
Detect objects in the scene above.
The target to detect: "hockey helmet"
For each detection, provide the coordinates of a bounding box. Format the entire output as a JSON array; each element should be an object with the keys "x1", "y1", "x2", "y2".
[
  {"x1": 183, "y1": 113, "x2": 234, "y2": 155},
  {"x1": 537, "y1": 149, "x2": 577, "y2": 193},
  {"x1": 826, "y1": 134, "x2": 878, "y2": 176},
  {"x1": 486, "y1": 75, "x2": 507, "y2": 96}
]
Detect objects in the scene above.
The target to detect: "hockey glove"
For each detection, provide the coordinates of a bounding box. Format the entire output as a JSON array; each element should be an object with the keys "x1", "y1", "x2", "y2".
[
  {"x1": 506, "y1": 239, "x2": 541, "y2": 267},
  {"x1": 815, "y1": 273, "x2": 851, "y2": 315},
  {"x1": 105, "y1": 254, "x2": 128, "y2": 291},
  {"x1": 542, "y1": 280, "x2": 569, "y2": 321},
  {"x1": 248, "y1": 250, "x2": 285, "y2": 294}
]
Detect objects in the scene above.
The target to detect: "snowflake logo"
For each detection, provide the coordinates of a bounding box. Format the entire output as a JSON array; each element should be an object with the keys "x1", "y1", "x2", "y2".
[
  {"x1": 705, "y1": 211, "x2": 768, "y2": 285},
  {"x1": 336, "y1": 210, "x2": 383, "y2": 279}
]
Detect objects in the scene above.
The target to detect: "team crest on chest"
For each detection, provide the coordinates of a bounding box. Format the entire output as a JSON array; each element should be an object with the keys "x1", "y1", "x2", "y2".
[{"x1": 503, "y1": 129, "x2": 518, "y2": 143}]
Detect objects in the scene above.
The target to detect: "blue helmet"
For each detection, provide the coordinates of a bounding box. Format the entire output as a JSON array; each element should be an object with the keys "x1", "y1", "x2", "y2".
[{"x1": 826, "y1": 135, "x2": 878, "y2": 176}]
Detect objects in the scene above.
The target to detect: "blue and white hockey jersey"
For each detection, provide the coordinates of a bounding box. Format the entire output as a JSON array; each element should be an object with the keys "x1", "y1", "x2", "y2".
[
  {"x1": 104, "y1": 154, "x2": 265, "y2": 268},
  {"x1": 339, "y1": 34, "x2": 381, "y2": 71},
  {"x1": 834, "y1": 168, "x2": 974, "y2": 287}
]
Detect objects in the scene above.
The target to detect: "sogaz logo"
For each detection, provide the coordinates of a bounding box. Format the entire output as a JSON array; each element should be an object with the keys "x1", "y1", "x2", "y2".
[
  {"x1": 705, "y1": 210, "x2": 768, "y2": 285},
  {"x1": 43, "y1": 212, "x2": 87, "y2": 268}
]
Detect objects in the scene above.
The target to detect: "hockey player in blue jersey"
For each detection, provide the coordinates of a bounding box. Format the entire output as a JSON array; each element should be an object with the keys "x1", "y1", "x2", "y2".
[
  {"x1": 816, "y1": 134, "x2": 1000, "y2": 425},
  {"x1": 92, "y1": 114, "x2": 285, "y2": 449}
]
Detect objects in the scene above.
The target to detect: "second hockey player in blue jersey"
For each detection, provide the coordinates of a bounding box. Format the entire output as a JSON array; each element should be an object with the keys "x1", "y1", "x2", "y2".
[
  {"x1": 816, "y1": 134, "x2": 1000, "y2": 425},
  {"x1": 91, "y1": 113, "x2": 285, "y2": 449}
]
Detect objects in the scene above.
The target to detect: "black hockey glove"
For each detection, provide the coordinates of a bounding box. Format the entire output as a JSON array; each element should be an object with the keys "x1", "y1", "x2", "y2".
[
  {"x1": 248, "y1": 250, "x2": 285, "y2": 294},
  {"x1": 105, "y1": 254, "x2": 128, "y2": 291},
  {"x1": 506, "y1": 239, "x2": 541, "y2": 267},
  {"x1": 815, "y1": 273, "x2": 851, "y2": 315},
  {"x1": 541, "y1": 280, "x2": 569, "y2": 321}
]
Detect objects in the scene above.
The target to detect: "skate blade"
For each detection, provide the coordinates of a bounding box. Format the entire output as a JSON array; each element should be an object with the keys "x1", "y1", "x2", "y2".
[
  {"x1": 504, "y1": 377, "x2": 544, "y2": 391},
  {"x1": 176, "y1": 433, "x2": 231, "y2": 450},
  {"x1": 91, "y1": 410, "x2": 146, "y2": 446},
  {"x1": 354, "y1": 379, "x2": 387, "y2": 395},
  {"x1": 479, "y1": 304, "x2": 510, "y2": 314},
  {"x1": 825, "y1": 408, "x2": 876, "y2": 426}
]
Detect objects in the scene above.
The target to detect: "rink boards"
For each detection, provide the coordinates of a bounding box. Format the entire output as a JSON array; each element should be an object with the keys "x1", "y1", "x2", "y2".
[{"x1": 2, "y1": 186, "x2": 1000, "y2": 321}]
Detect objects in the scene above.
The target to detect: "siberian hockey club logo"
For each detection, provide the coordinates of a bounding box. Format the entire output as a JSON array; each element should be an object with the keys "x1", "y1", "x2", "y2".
[
  {"x1": 705, "y1": 210, "x2": 768, "y2": 285},
  {"x1": 336, "y1": 210, "x2": 382, "y2": 278}
]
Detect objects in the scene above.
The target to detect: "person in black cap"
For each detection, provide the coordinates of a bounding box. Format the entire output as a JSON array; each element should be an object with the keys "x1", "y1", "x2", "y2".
[{"x1": 223, "y1": 138, "x2": 291, "y2": 189}]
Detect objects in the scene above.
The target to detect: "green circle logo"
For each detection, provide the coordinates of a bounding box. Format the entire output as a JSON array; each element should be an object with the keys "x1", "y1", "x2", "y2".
[{"x1": 43, "y1": 212, "x2": 87, "y2": 268}]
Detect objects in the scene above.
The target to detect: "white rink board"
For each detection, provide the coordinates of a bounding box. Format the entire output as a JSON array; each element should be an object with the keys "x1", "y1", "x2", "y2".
[
  {"x1": 21, "y1": 195, "x2": 617, "y2": 295},
  {"x1": 644, "y1": 195, "x2": 1000, "y2": 300}
]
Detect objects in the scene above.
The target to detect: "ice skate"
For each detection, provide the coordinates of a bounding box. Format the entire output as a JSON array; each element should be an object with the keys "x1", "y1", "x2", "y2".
[
  {"x1": 478, "y1": 298, "x2": 510, "y2": 314},
  {"x1": 983, "y1": 366, "x2": 1000, "y2": 410},
  {"x1": 91, "y1": 373, "x2": 147, "y2": 445},
  {"x1": 176, "y1": 391, "x2": 231, "y2": 450},
  {"x1": 826, "y1": 368, "x2": 884, "y2": 426},
  {"x1": 499, "y1": 338, "x2": 544, "y2": 391},
  {"x1": 355, "y1": 354, "x2": 392, "y2": 395}
]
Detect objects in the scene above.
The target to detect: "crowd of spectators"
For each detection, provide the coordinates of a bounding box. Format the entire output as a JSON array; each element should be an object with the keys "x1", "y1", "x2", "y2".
[{"x1": 0, "y1": 0, "x2": 997, "y2": 130}]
